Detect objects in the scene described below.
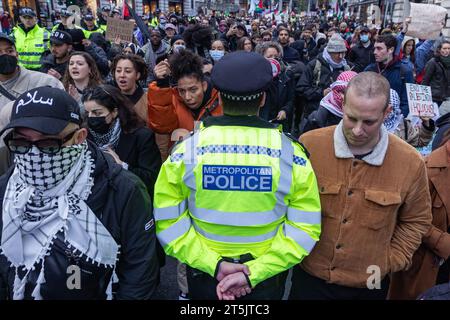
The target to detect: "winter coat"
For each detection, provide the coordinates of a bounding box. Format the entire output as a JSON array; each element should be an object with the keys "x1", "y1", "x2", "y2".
[
  {"x1": 299, "y1": 125, "x2": 432, "y2": 288},
  {"x1": 297, "y1": 54, "x2": 350, "y2": 117},
  {"x1": 0, "y1": 66, "x2": 64, "y2": 117},
  {"x1": 260, "y1": 67, "x2": 295, "y2": 132},
  {"x1": 39, "y1": 53, "x2": 68, "y2": 78},
  {"x1": 147, "y1": 79, "x2": 223, "y2": 159},
  {"x1": 0, "y1": 142, "x2": 159, "y2": 299},
  {"x1": 365, "y1": 60, "x2": 415, "y2": 117},
  {"x1": 348, "y1": 41, "x2": 375, "y2": 73},
  {"x1": 84, "y1": 42, "x2": 110, "y2": 77},
  {"x1": 422, "y1": 57, "x2": 450, "y2": 104},
  {"x1": 389, "y1": 143, "x2": 450, "y2": 300},
  {"x1": 432, "y1": 112, "x2": 450, "y2": 150}
]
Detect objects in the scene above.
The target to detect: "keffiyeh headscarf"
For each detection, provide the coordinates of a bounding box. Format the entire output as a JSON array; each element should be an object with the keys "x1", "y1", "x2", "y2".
[
  {"x1": 89, "y1": 118, "x2": 122, "y2": 151},
  {"x1": 1, "y1": 142, "x2": 119, "y2": 300},
  {"x1": 320, "y1": 71, "x2": 358, "y2": 117},
  {"x1": 384, "y1": 89, "x2": 403, "y2": 132}
]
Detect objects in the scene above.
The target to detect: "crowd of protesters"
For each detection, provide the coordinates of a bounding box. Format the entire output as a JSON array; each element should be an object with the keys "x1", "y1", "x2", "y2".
[{"x1": 0, "y1": 4, "x2": 448, "y2": 300}]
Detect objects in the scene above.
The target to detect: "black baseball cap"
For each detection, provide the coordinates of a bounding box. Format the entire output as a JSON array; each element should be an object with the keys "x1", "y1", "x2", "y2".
[
  {"x1": 102, "y1": 5, "x2": 111, "y2": 11},
  {"x1": 84, "y1": 14, "x2": 94, "y2": 21},
  {"x1": 1, "y1": 87, "x2": 81, "y2": 136},
  {"x1": 19, "y1": 7, "x2": 36, "y2": 17},
  {"x1": 0, "y1": 33, "x2": 14, "y2": 46},
  {"x1": 60, "y1": 10, "x2": 71, "y2": 18},
  {"x1": 50, "y1": 31, "x2": 73, "y2": 45}
]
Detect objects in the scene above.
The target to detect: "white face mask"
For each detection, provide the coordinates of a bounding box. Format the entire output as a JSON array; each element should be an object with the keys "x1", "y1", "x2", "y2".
[{"x1": 173, "y1": 44, "x2": 186, "y2": 53}]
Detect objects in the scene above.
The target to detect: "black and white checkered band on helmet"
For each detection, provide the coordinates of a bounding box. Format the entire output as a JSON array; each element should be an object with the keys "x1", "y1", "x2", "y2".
[{"x1": 221, "y1": 91, "x2": 264, "y2": 101}]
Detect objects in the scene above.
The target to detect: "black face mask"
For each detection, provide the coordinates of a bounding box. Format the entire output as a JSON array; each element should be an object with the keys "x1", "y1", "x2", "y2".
[
  {"x1": 0, "y1": 54, "x2": 18, "y2": 75},
  {"x1": 88, "y1": 116, "x2": 112, "y2": 134}
]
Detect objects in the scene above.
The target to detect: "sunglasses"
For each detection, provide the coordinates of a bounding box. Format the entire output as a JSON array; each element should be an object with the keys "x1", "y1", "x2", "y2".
[{"x1": 4, "y1": 129, "x2": 78, "y2": 155}]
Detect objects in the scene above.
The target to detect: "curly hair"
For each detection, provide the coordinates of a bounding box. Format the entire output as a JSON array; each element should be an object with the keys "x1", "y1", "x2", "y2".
[
  {"x1": 168, "y1": 49, "x2": 204, "y2": 82},
  {"x1": 82, "y1": 84, "x2": 145, "y2": 133},
  {"x1": 62, "y1": 51, "x2": 103, "y2": 91},
  {"x1": 183, "y1": 24, "x2": 213, "y2": 50},
  {"x1": 110, "y1": 53, "x2": 148, "y2": 81}
]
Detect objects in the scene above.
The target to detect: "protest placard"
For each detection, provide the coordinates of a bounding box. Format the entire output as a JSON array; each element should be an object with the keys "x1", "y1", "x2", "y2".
[
  {"x1": 406, "y1": 3, "x2": 446, "y2": 40},
  {"x1": 105, "y1": 17, "x2": 134, "y2": 43},
  {"x1": 406, "y1": 83, "x2": 435, "y2": 117}
]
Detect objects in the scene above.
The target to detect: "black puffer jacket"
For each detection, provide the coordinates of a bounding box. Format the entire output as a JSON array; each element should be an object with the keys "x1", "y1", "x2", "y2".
[
  {"x1": 0, "y1": 142, "x2": 159, "y2": 300},
  {"x1": 422, "y1": 57, "x2": 450, "y2": 103}
]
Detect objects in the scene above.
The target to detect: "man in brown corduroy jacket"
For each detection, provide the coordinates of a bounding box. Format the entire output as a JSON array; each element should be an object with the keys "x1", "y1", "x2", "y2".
[{"x1": 290, "y1": 72, "x2": 432, "y2": 300}]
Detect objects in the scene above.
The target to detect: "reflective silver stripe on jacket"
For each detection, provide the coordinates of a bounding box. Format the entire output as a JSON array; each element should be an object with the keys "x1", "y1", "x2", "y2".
[
  {"x1": 154, "y1": 200, "x2": 188, "y2": 221},
  {"x1": 283, "y1": 224, "x2": 317, "y2": 253},
  {"x1": 193, "y1": 221, "x2": 279, "y2": 243},
  {"x1": 157, "y1": 216, "x2": 191, "y2": 247},
  {"x1": 287, "y1": 208, "x2": 321, "y2": 225}
]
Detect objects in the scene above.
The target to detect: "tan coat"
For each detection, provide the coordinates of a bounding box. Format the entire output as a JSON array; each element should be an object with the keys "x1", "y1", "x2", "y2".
[
  {"x1": 299, "y1": 124, "x2": 432, "y2": 288},
  {"x1": 389, "y1": 143, "x2": 450, "y2": 299}
]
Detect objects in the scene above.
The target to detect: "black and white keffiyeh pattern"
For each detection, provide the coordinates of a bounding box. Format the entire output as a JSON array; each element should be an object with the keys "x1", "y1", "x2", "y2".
[
  {"x1": 89, "y1": 118, "x2": 122, "y2": 151},
  {"x1": 1, "y1": 142, "x2": 119, "y2": 300}
]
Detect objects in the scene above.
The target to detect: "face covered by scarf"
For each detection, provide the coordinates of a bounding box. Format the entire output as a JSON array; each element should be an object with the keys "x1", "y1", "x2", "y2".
[
  {"x1": 14, "y1": 144, "x2": 83, "y2": 190},
  {"x1": 383, "y1": 89, "x2": 403, "y2": 132},
  {"x1": 2, "y1": 141, "x2": 119, "y2": 300},
  {"x1": 320, "y1": 71, "x2": 358, "y2": 117}
]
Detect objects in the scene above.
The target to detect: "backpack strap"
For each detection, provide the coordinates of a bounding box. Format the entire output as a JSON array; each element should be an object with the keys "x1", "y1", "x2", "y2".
[{"x1": 313, "y1": 59, "x2": 322, "y2": 87}]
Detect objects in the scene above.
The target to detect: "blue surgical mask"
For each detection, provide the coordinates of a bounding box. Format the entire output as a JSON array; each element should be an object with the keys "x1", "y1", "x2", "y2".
[
  {"x1": 360, "y1": 34, "x2": 369, "y2": 43},
  {"x1": 173, "y1": 44, "x2": 186, "y2": 53},
  {"x1": 209, "y1": 50, "x2": 225, "y2": 61}
]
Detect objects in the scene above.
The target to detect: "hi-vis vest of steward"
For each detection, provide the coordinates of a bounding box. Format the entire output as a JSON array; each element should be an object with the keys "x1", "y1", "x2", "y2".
[
  {"x1": 154, "y1": 120, "x2": 322, "y2": 287},
  {"x1": 13, "y1": 24, "x2": 50, "y2": 70}
]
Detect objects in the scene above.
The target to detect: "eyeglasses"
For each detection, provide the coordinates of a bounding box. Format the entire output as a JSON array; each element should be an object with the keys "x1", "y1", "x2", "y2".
[{"x1": 4, "y1": 129, "x2": 78, "y2": 155}]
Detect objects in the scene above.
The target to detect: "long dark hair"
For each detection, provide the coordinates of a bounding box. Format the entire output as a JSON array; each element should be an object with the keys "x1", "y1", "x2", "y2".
[
  {"x1": 237, "y1": 36, "x2": 252, "y2": 51},
  {"x1": 82, "y1": 84, "x2": 145, "y2": 133},
  {"x1": 62, "y1": 51, "x2": 103, "y2": 91}
]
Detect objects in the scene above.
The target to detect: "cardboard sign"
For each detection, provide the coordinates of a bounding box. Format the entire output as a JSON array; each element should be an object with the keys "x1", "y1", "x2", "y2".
[
  {"x1": 406, "y1": 3, "x2": 446, "y2": 40},
  {"x1": 105, "y1": 17, "x2": 134, "y2": 43},
  {"x1": 406, "y1": 84, "x2": 435, "y2": 117}
]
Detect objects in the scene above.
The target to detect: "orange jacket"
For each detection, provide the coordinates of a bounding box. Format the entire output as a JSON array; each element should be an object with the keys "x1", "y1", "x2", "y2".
[{"x1": 147, "y1": 81, "x2": 223, "y2": 134}]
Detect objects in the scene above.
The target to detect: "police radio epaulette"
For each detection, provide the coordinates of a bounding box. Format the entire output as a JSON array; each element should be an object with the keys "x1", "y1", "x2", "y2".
[{"x1": 283, "y1": 133, "x2": 310, "y2": 159}]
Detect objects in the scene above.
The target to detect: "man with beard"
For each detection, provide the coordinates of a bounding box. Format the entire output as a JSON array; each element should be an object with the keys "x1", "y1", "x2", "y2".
[
  {"x1": 40, "y1": 31, "x2": 73, "y2": 81},
  {"x1": 0, "y1": 87, "x2": 159, "y2": 299},
  {"x1": 277, "y1": 27, "x2": 300, "y2": 64}
]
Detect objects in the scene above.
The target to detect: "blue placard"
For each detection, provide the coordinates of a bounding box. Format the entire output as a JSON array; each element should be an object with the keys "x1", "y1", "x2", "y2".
[{"x1": 202, "y1": 165, "x2": 273, "y2": 192}]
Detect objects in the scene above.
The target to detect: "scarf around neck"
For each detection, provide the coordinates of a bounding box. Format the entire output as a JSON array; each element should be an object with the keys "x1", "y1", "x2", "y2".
[
  {"x1": 1, "y1": 142, "x2": 119, "y2": 299},
  {"x1": 89, "y1": 118, "x2": 122, "y2": 151},
  {"x1": 323, "y1": 49, "x2": 348, "y2": 70}
]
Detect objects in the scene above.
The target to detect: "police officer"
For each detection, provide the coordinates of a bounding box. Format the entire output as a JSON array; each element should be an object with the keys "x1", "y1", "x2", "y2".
[
  {"x1": 52, "y1": 10, "x2": 72, "y2": 32},
  {"x1": 82, "y1": 14, "x2": 104, "y2": 39},
  {"x1": 12, "y1": 7, "x2": 50, "y2": 71},
  {"x1": 98, "y1": 5, "x2": 111, "y2": 32},
  {"x1": 154, "y1": 51, "x2": 322, "y2": 300}
]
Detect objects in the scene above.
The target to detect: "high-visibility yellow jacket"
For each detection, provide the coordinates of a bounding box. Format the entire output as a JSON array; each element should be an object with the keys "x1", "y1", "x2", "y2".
[
  {"x1": 82, "y1": 25, "x2": 104, "y2": 39},
  {"x1": 150, "y1": 17, "x2": 158, "y2": 27},
  {"x1": 12, "y1": 24, "x2": 50, "y2": 70},
  {"x1": 154, "y1": 115, "x2": 321, "y2": 287}
]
